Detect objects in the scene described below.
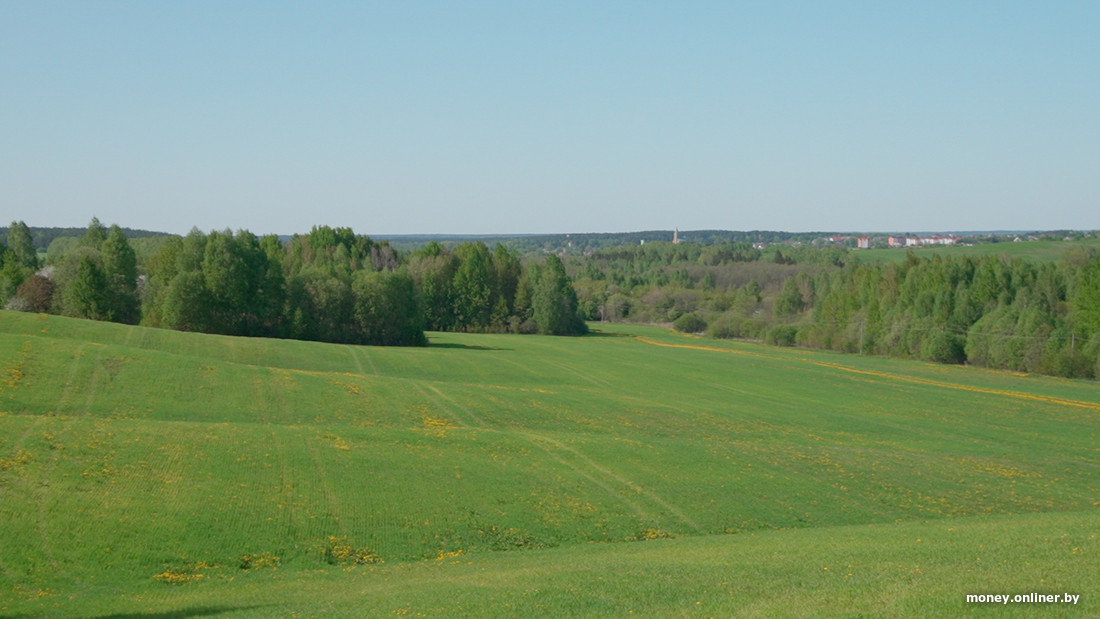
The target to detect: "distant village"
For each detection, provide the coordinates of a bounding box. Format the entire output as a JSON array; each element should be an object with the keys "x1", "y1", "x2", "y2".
[
  {"x1": 721, "y1": 233, "x2": 966, "y2": 251},
  {"x1": 811, "y1": 232, "x2": 1051, "y2": 250},
  {"x1": 840, "y1": 234, "x2": 961, "y2": 249},
  {"x1": 657, "y1": 230, "x2": 1057, "y2": 251}
]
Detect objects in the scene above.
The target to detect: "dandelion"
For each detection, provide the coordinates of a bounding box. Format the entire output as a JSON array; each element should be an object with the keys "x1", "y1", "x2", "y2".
[
  {"x1": 153, "y1": 569, "x2": 204, "y2": 584},
  {"x1": 239, "y1": 552, "x2": 281, "y2": 570},
  {"x1": 0, "y1": 450, "x2": 30, "y2": 471},
  {"x1": 324, "y1": 535, "x2": 383, "y2": 565}
]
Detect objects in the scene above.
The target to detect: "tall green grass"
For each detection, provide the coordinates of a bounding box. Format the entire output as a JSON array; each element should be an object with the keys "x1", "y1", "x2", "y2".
[{"x1": 1, "y1": 310, "x2": 1098, "y2": 616}]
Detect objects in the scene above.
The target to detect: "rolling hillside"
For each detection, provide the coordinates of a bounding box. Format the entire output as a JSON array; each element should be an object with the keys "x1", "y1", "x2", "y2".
[{"x1": 1, "y1": 311, "x2": 1098, "y2": 616}]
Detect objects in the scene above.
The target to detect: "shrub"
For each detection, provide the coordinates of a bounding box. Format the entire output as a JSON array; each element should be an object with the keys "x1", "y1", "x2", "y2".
[
  {"x1": 707, "y1": 314, "x2": 742, "y2": 339},
  {"x1": 765, "y1": 324, "x2": 798, "y2": 347},
  {"x1": 673, "y1": 312, "x2": 707, "y2": 334},
  {"x1": 921, "y1": 330, "x2": 966, "y2": 364},
  {"x1": 1046, "y1": 347, "x2": 1095, "y2": 379},
  {"x1": 13, "y1": 274, "x2": 54, "y2": 312}
]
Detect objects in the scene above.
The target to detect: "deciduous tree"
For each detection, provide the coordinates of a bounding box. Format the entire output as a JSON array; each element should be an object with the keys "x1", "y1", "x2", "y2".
[
  {"x1": 532, "y1": 254, "x2": 586, "y2": 335},
  {"x1": 7, "y1": 221, "x2": 38, "y2": 270},
  {"x1": 101, "y1": 225, "x2": 140, "y2": 323}
]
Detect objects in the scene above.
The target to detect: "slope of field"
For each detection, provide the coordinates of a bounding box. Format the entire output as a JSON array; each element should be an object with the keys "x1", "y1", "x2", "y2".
[
  {"x1": 1, "y1": 311, "x2": 1099, "y2": 616},
  {"x1": 11, "y1": 510, "x2": 1099, "y2": 618},
  {"x1": 852, "y1": 238, "x2": 1100, "y2": 264}
]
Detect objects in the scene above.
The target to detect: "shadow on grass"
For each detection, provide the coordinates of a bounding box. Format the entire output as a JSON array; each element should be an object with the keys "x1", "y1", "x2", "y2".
[
  {"x1": 583, "y1": 328, "x2": 631, "y2": 338},
  {"x1": 88, "y1": 605, "x2": 270, "y2": 619},
  {"x1": 427, "y1": 342, "x2": 508, "y2": 351}
]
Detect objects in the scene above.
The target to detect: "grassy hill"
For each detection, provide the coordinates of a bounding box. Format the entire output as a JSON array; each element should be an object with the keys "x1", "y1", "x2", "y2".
[{"x1": 1, "y1": 311, "x2": 1098, "y2": 616}]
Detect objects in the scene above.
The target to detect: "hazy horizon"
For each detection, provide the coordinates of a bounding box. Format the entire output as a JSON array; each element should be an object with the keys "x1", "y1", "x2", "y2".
[{"x1": 8, "y1": 221, "x2": 1094, "y2": 241}]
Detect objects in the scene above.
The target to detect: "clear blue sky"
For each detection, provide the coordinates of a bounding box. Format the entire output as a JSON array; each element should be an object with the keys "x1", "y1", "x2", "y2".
[{"x1": 3, "y1": 1, "x2": 1098, "y2": 235}]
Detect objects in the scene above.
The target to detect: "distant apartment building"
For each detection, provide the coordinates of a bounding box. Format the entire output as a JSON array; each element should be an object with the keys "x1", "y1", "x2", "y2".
[
  {"x1": 918, "y1": 235, "x2": 958, "y2": 246},
  {"x1": 857, "y1": 236, "x2": 870, "y2": 249},
  {"x1": 889, "y1": 235, "x2": 959, "y2": 248}
]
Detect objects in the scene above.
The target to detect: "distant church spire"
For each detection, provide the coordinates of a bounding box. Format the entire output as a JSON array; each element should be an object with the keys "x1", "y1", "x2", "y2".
[{"x1": 673, "y1": 228, "x2": 681, "y2": 244}]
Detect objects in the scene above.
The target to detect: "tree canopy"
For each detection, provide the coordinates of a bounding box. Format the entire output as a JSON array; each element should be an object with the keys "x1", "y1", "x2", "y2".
[{"x1": 2, "y1": 220, "x2": 591, "y2": 347}]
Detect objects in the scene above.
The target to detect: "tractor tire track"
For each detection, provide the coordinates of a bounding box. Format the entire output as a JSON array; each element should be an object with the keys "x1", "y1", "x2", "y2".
[
  {"x1": 632, "y1": 334, "x2": 1100, "y2": 413},
  {"x1": 346, "y1": 346, "x2": 367, "y2": 376},
  {"x1": 519, "y1": 433, "x2": 654, "y2": 523},
  {"x1": 35, "y1": 416, "x2": 80, "y2": 574},
  {"x1": 81, "y1": 348, "x2": 108, "y2": 414},
  {"x1": 421, "y1": 380, "x2": 701, "y2": 534},
  {"x1": 305, "y1": 435, "x2": 346, "y2": 539},
  {"x1": 54, "y1": 344, "x2": 88, "y2": 413},
  {"x1": 519, "y1": 431, "x2": 704, "y2": 534},
  {"x1": 347, "y1": 345, "x2": 379, "y2": 376},
  {"x1": 414, "y1": 382, "x2": 488, "y2": 429},
  {"x1": 269, "y1": 429, "x2": 301, "y2": 545},
  {"x1": 544, "y1": 359, "x2": 613, "y2": 389},
  {"x1": 0, "y1": 416, "x2": 49, "y2": 585}
]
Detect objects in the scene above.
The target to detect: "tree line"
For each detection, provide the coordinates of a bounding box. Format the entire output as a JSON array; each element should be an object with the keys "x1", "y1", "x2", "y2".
[
  {"x1": 566, "y1": 240, "x2": 1100, "y2": 379},
  {"x1": 8, "y1": 219, "x2": 1100, "y2": 378},
  {"x1": 1, "y1": 219, "x2": 587, "y2": 346}
]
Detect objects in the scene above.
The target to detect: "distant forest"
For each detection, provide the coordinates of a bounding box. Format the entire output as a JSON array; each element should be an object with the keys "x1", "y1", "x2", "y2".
[
  {"x1": 4, "y1": 220, "x2": 1100, "y2": 379},
  {"x1": 0, "y1": 224, "x2": 172, "y2": 251},
  {"x1": 564, "y1": 240, "x2": 1100, "y2": 379}
]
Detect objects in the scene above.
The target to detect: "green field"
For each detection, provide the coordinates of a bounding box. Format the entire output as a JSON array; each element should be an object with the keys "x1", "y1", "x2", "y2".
[
  {"x1": 2, "y1": 311, "x2": 1099, "y2": 617},
  {"x1": 853, "y1": 238, "x2": 1100, "y2": 264}
]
